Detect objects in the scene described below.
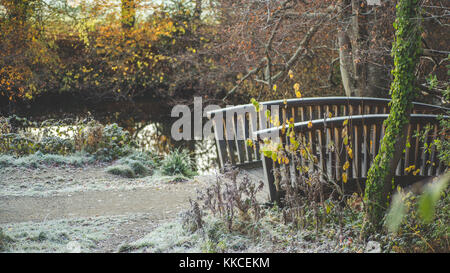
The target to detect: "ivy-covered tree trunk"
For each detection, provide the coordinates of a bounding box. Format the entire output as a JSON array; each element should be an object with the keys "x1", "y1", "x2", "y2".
[{"x1": 364, "y1": 0, "x2": 422, "y2": 230}]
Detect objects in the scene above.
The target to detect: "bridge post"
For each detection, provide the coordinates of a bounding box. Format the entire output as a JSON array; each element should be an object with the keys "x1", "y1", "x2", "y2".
[{"x1": 262, "y1": 155, "x2": 278, "y2": 203}]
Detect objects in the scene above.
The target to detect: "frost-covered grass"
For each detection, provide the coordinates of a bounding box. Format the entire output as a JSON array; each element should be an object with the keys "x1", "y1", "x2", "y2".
[
  {"x1": 106, "y1": 164, "x2": 136, "y2": 178},
  {"x1": 118, "y1": 216, "x2": 253, "y2": 253},
  {"x1": 0, "y1": 152, "x2": 95, "y2": 169},
  {"x1": 0, "y1": 215, "x2": 146, "y2": 253},
  {"x1": 118, "y1": 211, "x2": 349, "y2": 253}
]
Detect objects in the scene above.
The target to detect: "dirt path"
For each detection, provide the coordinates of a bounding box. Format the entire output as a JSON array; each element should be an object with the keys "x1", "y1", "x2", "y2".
[{"x1": 0, "y1": 188, "x2": 194, "y2": 224}]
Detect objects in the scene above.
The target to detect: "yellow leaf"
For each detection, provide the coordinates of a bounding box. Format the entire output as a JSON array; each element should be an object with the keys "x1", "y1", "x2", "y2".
[
  {"x1": 308, "y1": 121, "x2": 313, "y2": 128},
  {"x1": 273, "y1": 84, "x2": 277, "y2": 91},
  {"x1": 293, "y1": 83, "x2": 300, "y2": 92},
  {"x1": 343, "y1": 161, "x2": 350, "y2": 171},
  {"x1": 246, "y1": 139, "x2": 253, "y2": 147},
  {"x1": 342, "y1": 173, "x2": 348, "y2": 183},
  {"x1": 296, "y1": 91, "x2": 302, "y2": 98},
  {"x1": 347, "y1": 147, "x2": 353, "y2": 159}
]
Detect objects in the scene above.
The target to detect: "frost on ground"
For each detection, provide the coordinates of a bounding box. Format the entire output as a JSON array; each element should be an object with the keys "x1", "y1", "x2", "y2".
[
  {"x1": 0, "y1": 214, "x2": 159, "y2": 253},
  {"x1": 118, "y1": 213, "x2": 363, "y2": 253},
  {"x1": 0, "y1": 164, "x2": 209, "y2": 197}
]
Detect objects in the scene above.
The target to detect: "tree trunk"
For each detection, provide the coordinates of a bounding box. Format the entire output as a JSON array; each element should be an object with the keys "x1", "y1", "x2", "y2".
[
  {"x1": 363, "y1": 0, "x2": 422, "y2": 231},
  {"x1": 337, "y1": 0, "x2": 392, "y2": 98}
]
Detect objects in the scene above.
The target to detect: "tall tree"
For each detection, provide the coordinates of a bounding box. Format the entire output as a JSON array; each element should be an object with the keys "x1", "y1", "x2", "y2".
[{"x1": 363, "y1": 0, "x2": 423, "y2": 231}]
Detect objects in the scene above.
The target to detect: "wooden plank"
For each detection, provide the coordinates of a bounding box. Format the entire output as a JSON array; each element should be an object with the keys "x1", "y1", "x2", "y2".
[
  {"x1": 262, "y1": 155, "x2": 278, "y2": 203},
  {"x1": 233, "y1": 113, "x2": 246, "y2": 164},
  {"x1": 403, "y1": 124, "x2": 412, "y2": 174},
  {"x1": 334, "y1": 126, "x2": 342, "y2": 181},
  {"x1": 308, "y1": 105, "x2": 313, "y2": 121},
  {"x1": 428, "y1": 124, "x2": 438, "y2": 176},
  {"x1": 346, "y1": 123, "x2": 354, "y2": 180},
  {"x1": 224, "y1": 113, "x2": 236, "y2": 165},
  {"x1": 243, "y1": 113, "x2": 253, "y2": 162},
  {"x1": 250, "y1": 107, "x2": 260, "y2": 160},
  {"x1": 354, "y1": 125, "x2": 362, "y2": 178},
  {"x1": 212, "y1": 117, "x2": 228, "y2": 169},
  {"x1": 413, "y1": 123, "x2": 420, "y2": 170},
  {"x1": 362, "y1": 123, "x2": 370, "y2": 177},
  {"x1": 318, "y1": 127, "x2": 327, "y2": 179},
  {"x1": 300, "y1": 106, "x2": 306, "y2": 122},
  {"x1": 326, "y1": 126, "x2": 335, "y2": 180},
  {"x1": 308, "y1": 129, "x2": 317, "y2": 171},
  {"x1": 420, "y1": 124, "x2": 430, "y2": 176}
]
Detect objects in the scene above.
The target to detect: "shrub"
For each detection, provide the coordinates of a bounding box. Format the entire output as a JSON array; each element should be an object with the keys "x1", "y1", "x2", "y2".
[
  {"x1": 120, "y1": 159, "x2": 149, "y2": 177},
  {"x1": 38, "y1": 136, "x2": 74, "y2": 155},
  {"x1": 0, "y1": 115, "x2": 136, "y2": 161},
  {"x1": 106, "y1": 164, "x2": 136, "y2": 178},
  {"x1": 160, "y1": 149, "x2": 196, "y2": 178},
  {"x1": 0, "y1": 133, "x2": 38, "y2": 156},
  {"x1": 75, "y1": 122, "x2": 135, "y2": 161},
  {"x1": 106, "y1": 151, "x2": 156, "y2": 178},
  {"x1": 0, "y1": 228, "x2": 14, "y2": 251}
]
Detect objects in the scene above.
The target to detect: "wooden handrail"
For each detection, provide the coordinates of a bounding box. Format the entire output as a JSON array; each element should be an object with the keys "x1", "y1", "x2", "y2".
[
  {"x1": 206, "y1": 97, "x2": 449, "y2": 118},
  {"x1": 253, "y1": 114, "x2": 446, "y2": 137}
]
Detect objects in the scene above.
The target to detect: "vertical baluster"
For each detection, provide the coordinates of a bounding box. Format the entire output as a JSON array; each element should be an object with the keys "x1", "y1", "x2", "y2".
[
  {"x1": 413, "y1": 123, "x2": 420, "y2": 171},
  {"x1": 420, "y1": 123, "x2": 430, "y2": 176},
  {"x1": 346, "y1": 122, "x2": 354, "y2": 180},
  {"x1": 326, "y1": 126, "x2": 334, "y2": 180},
  {"x1": 318, "y1": 127, "x2": 327, "y2": 179},
  {"x1": 428, "y1": 123, "x2": 438, "y2": 176},
  {"x1": 212, "y1": 114, "x2": 228, "y2": 168},
  {"x1": 308, "y1": 105, "x2": 313, "y2": 121},
  {"x1": 353, "y1": 124, "x2": 362, "y2": 179},
  {"x1": 243, "y1": 112, "x2": 253, "y2": 163},
  {"x1": 233, "y1": 113, "x2": 245, "y2": 164},
  {"x1": 291, "y1": 107, "x2": 296, "y2": 123},
  {"x1": 403, "y1": 124, "x2": 412, "y2": 174},
  {"x1": 300, "y1": 106, "x2": 306, "y2": 122},
  {"x1": 436, "y1": 128, "x2": 445, "y2": 175},
  {"x1": 262, "y1": 155, "x2": 277, "y2": 203},
  {"x1": 308, "y1": 128, "x2": 317, "y2": 171},
  {"x1": 374, "y1": 105, "x2": 380, "y2": 115},
  {"x1": 362, "y1": 123, "x2": 370, "y2": 177},
  {"x1": 334, "y1": 126, "x2": 343, "y2": 181},
  {"x1": 249, "y1": 108, "x2": 259, "y2": 160},
  {"x1": 224, "y1": 112, "x2": 236, "y2": 165}
]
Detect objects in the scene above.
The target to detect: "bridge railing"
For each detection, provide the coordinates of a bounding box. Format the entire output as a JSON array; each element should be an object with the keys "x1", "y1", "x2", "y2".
[
  {"x1": 253, "y1": 114, "x2": 448, "y2": 202},
  {"x1": 206, "y1": 97, "x2": 449, "y2": 169}
]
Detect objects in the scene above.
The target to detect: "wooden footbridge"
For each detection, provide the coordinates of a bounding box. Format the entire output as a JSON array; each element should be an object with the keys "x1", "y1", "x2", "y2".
[{"x1": 206, "y1": 97, "x2": 448, "y2": 202}]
